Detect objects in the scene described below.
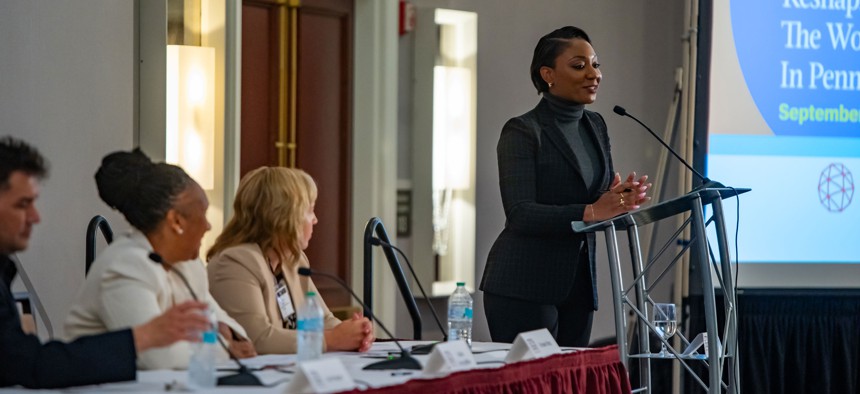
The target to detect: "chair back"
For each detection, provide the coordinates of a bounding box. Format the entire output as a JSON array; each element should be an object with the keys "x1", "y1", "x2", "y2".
[{"x1": 85, "y1": 215, "x2": 114, "y2": 275}]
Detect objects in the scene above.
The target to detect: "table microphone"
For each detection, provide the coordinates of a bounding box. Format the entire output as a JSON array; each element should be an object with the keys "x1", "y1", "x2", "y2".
[
  {"x1": 369, "y1": 237, "x2": 448, "y2": 355},
  {"x1": 148, "y1": 253, "x2": 263, "y2": 386},
  {"x1": 612, "y1": 105, "x2": 725, "y2": 191},
  {"x1": 297, "y1": 267, "x2": 422, "y2": 370}
]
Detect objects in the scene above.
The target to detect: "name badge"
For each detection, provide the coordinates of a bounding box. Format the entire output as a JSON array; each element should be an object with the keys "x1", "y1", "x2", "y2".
[
  {"x1": 275, "y1": 278, "x2": 295, "y2": 322},
  {"x1": 504, "y1": 328, "x2": 562, "y2": 363}
]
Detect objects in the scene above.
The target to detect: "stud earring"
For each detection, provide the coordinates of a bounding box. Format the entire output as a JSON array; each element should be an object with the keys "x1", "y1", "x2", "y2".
[
  {"x1": 176, "y1": 227, "x2": 184, "y2": 235},
  {"x1": 548, "y1": 82, "x2": 554, "y2": 88}
]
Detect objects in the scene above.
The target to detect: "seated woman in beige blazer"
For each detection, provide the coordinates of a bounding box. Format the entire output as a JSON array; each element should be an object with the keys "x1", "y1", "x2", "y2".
[
  {"x1": 207, "y1": 167, "x2": 374, "y2": 354},
  {"x1": 65, "y1": 149, "x2": 256, "y2": 370}
]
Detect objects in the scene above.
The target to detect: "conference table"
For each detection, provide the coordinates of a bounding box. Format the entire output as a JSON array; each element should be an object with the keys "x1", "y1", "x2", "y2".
[{"x1": 2, "y1": 342, "x2": 629, "y2": 393}]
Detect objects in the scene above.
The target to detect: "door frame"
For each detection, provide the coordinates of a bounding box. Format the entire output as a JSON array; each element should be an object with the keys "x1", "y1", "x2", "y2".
[{"x1": 225, "y1": 0, "x2": 400, "y2": 331}]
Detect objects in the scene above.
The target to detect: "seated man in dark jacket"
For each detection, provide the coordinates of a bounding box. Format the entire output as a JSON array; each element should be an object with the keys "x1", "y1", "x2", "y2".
[{"x1": 0, "y1": 136, "x2": 209, "y2": 389}]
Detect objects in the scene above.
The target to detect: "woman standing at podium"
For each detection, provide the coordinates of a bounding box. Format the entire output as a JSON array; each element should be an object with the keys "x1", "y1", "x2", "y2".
[{"x1": 480, "y1": 26, "x2": 650, "y2": 347}]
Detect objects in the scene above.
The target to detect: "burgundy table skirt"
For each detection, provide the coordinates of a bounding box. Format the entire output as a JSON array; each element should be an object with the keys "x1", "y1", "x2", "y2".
[{"x1": 347, "y1": 345, "x2": 631, "y2": 394}]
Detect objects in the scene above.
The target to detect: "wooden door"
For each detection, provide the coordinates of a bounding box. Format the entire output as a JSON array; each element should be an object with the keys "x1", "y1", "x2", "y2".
[
  {"x1": 241, "y1": 1, "x2": 279, "y2": 172},
  {"x1": 241, "y1": 0, "x2": 353, "y2": 308}
]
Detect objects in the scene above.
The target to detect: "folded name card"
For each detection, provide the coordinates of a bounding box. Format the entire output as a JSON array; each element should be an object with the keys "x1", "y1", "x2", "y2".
[
  {"x1": 682, "y1": 332, "x2": 722, "y2": 357},
  {"x1": 423, "y1": 340, "x2": 476, "y2": 375},
  {"x1": 505, "y1": 328, "x2": 562, "y2": 363},
  {"x1": 284, "y1": 358, "x2": 357, "y2": 394}
]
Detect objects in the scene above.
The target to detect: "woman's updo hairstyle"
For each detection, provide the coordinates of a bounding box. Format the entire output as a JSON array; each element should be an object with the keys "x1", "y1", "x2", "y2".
[
  {"x1": 95, "y1": 149, "x2": 193, "y2": 234},
  {"x1": 530, "y1": 26, "x2": 592, "y2": 94}
]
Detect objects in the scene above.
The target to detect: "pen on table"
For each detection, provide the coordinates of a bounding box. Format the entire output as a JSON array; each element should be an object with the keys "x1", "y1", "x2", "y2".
[{"x1": 391, "y1": 371, "x2": 414, "y2": 376}]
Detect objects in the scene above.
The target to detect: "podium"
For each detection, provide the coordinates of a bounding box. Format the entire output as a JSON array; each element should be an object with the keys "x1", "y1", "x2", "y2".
[{"x1": 573, "y1": 187, "x2": 749, "y2": 394}]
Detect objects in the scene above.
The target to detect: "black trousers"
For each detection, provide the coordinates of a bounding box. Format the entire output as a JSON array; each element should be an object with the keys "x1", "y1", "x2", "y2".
[{"x1": 483, "y1": 267, "x2": 594, "y2": 347}]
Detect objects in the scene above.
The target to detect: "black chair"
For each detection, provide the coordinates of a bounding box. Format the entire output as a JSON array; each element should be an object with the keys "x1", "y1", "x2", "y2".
[
  {"x1": 362, "y1": 217, "x2": 424, "y2": 340},
  {"x1": 85, "y1": 215, "x2": 114, "y2": 275}
]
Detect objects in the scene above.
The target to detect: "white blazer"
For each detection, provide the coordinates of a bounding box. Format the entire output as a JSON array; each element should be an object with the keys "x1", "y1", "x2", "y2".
[{"x1": 65, "y1": 230, "x2": 247, "y2": 370}]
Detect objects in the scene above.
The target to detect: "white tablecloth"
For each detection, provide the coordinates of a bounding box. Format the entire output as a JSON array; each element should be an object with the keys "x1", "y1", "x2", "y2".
[{"x1": 1, "y1": 341, "x2": 540, "y2": 394}]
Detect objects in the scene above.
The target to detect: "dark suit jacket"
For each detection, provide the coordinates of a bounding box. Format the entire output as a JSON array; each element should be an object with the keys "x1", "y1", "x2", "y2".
[
  {"x1": 0, "y1": 255, "x2": 136, "y2": 389},
  {"x1": 480, "y1": 99, "x2": 614, "y2": 307}
]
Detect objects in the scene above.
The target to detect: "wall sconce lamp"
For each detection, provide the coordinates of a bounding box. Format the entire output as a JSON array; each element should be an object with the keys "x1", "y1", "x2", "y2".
[{"x1": 166, "y1": 44, "x2": 215, "y2": 190}]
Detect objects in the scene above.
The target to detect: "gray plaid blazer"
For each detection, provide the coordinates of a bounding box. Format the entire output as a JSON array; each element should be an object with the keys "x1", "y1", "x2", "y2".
[{"x1": 480, "y1": 98, "x2": 614, "y2": 308}]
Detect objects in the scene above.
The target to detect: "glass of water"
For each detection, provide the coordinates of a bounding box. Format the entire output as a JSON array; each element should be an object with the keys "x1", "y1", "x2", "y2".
[{"x1": 652, "y1": 303, "x2": 677, "y2": 357}]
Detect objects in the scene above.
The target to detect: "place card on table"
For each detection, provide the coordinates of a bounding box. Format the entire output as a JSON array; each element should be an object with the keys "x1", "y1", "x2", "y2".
[
  {"x1": 423, "y1": 340, "x2": 476, "y2": 374},
  {"x1": 284, "y1": 358, "x2": 356, "y2": 394},
  {"x1": 504, "y1": 328, "x2": 562, "y2": 363},
  {"x1": 682, "y1": 332, "x2": 722, "y2": 357}
]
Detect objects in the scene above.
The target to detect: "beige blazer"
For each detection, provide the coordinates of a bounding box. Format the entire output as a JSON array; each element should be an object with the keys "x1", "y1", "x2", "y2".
[
  {"x1": 207, "y1": 243, "x2": 340, "y2": 354},
  {"x1": 65, "y1": 231, "x2": 248, "y2": 370}
]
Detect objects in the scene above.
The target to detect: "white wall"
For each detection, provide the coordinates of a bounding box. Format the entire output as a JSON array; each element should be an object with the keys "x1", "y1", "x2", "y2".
[
  {"x1": 0, "y1": 0, "x2": 135, "y2": 338},
  {"x1": 352, "y1": 0, "x2": 401, "y2": 334}
]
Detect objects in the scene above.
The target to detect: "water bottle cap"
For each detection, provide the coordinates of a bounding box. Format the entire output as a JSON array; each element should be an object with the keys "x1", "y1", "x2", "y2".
[
  {"x1": 306, "y1": 291, "x2": 316, "y2": 297},
  {"x1": 456, "y1": 282, "x2": 465, "y2": 286}
]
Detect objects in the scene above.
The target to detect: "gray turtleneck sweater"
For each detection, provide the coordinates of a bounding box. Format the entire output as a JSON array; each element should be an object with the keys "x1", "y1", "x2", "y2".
[{"x1": 543, "y1": 93, "x2": 603, "y2": 192}]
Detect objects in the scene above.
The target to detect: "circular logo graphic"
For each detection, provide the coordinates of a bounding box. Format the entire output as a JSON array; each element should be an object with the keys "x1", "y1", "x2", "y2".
[{"x1": 818, "y1": 163, "x2": 854, "y2": 212}]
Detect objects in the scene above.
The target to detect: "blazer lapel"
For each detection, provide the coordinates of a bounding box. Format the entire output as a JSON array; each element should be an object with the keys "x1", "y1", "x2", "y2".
[
  {"x1": 534, "y1": 100, "x2": 584, "y2": 177},
  {"x1": 582, "y1": 112, "x2": 612, "y2": 193}
]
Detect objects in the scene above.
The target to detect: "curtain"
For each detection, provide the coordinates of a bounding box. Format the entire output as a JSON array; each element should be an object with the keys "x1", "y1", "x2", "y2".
[{"x1": 686, "y1": 291, "x2": 860, "y2": 393}]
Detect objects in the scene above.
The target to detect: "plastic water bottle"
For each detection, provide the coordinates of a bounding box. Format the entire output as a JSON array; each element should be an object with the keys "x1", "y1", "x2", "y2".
[
  {"x1": 187, "y1": 309, "x2": 218, "y2": 389},
  {"x1": 447, "y1": 282, "x2": 473, "y2": 347},
  {"x1": 297, "y1": 291, "x2": 325, "y2": 362}
]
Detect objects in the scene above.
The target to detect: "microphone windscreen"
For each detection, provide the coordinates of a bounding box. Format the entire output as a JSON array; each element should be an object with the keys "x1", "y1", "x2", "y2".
[
  {"x1": 613, "y1": 105, "x2": 627, "y2": 116},
  {"x1": 297, "y1": 267, "x2": 312, "y2": 276},
  {"x1": 148, "y1": 252, "x2": 163, "y2": 264}
]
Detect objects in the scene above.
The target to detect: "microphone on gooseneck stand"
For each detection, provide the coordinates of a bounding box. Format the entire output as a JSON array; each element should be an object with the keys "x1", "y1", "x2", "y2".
[
  {"x1": 612, "y1": 105, "x2": 725, "y2": 191},
  {"x1": 297, "y1": 267, "x2": 422, "y2": 370},
  {"x1": 148, "y1": 253, "x2": 263, "y2": 386},
  {"x1": 369, "y1": 238, "x2": 447, "y2": 355}
]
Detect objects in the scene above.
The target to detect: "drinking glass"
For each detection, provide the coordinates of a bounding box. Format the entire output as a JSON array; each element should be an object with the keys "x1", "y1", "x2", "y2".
[{"x1": 652, "y1": 303, "x2": 677, "y2": 357}]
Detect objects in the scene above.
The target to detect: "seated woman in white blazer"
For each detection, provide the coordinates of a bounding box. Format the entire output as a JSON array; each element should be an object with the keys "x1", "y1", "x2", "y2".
[
  {"x1": 206, "y1": 167, "x2": 374, "y2": 354},
  {"x1": 65, "y1": 149, "x2": 256, "y2": 370}
]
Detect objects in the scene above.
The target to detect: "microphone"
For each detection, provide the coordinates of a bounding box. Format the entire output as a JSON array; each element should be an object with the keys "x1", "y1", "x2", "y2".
[
  {"x1": 368, "y1": 238, "x2": 448, "y2": 354},
  {"x1": 613, "y1": 105, "x2": 724, "y2": 190},
  {"x1": 148, "y1": 253, "x2": 263, "y2": 386},
  {"x1": 297, "y1": 267, "x2": 421, "y2": 370},
  {"x1": 9, "y1": 254, "x2": 54, "y2": 338}
]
